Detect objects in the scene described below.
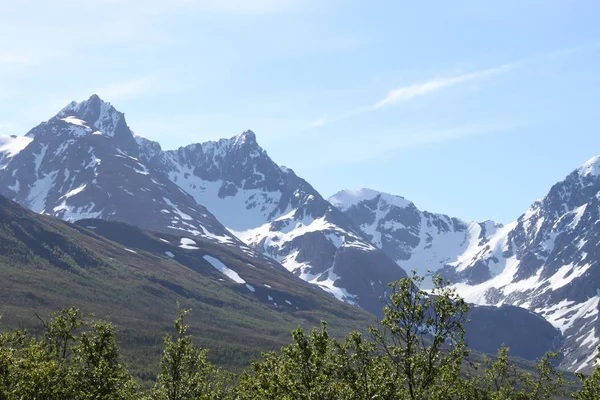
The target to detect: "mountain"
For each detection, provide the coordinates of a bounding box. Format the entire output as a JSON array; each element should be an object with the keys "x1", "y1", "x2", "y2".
[
  {"x1": 0, "y1": 194, "x2": 374, "y2": 378},
  {"x1": 0, "y1": 95, "x2": 279, "y2": 268},
  {"x1": 136, "y1": 132, "x2": 406, "y2": 313},
  {"x1": 444, "y1": 155, "x2": 600, "y2": 372},
  {"x1": 0, "y1": 193, "x2": 563, "y2": 368},
  {"x1": 0, "y1": 94, "x2": 406, "y2": 314},
  {"x1": 330, "y1": 158, "x2": 600, "y2": 372},
  {"x1": 329, "y1": 188, "x2": 501, "y2": 284},
  {"x1": 0, "y1": 95, "x2": 570, "y2": 369}
]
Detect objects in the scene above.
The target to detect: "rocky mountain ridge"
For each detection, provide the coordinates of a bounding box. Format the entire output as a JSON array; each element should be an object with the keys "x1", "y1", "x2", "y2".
[
  {"x1": 329, "y1": 157, "x2": 600, "y2": 372},
  {"x1": 0, "y1": 95, "x2": 406, "y2": 314}
]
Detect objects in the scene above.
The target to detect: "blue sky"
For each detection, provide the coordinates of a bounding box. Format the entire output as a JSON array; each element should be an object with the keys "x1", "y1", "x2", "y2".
[{"x1": 1, "y1": 0, "x2": 599, "y2": 223}]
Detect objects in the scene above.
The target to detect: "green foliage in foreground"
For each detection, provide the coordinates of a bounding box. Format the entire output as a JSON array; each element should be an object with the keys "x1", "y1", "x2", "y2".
[{"x1": 0, "y1": 273, "x2": 597, "y2": 399}]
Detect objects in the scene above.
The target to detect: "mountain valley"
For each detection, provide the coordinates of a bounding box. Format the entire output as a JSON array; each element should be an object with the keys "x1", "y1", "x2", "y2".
[{"x1": 1, "y1": 94, "x2": 598, "y2": 373}]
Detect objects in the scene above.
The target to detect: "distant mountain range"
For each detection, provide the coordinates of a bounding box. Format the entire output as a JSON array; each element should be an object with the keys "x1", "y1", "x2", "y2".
[
  {"x1": 329, "y1": 166, "x2": 600, "y2": 372},
  {"x1": 1, "y1": 94, "x2": 597, "y2": 372}
]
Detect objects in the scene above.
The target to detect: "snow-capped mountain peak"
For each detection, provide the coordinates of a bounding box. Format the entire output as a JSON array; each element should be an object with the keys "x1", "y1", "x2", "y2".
[
  {"x1": 577, "y1": 155, "x2": 600, "y2": 178},
  {"x1": 56, "y1": 94, "x2": 125, "y2": 138},
  {"x1": 445, "y1": 154, "x2": 600, "y2": 372},
  {"x1": 0, "y1": 95, "x2": 247, "y2": 248},
  {"x1": 330, "y1": 188, "x2": 501, "y2": 281},
  {"x1": 0, "y1": 100, "x2": 406, "y2": 314},
  {"x1": 232, "y1": 129, "x2": 257, "y2": 147},
  {"x1": 136, "y1": 132, "x2": 407, "y2": 312},
  {"x1": 330, "y1": 188, "x2": 412, "y2": 211}
]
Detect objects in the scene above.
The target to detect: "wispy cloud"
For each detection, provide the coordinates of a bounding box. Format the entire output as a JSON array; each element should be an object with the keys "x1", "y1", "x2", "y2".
[
  {"x1": 373, "y1": 63, "x2": 515, "y2": 109},
  {"x1": 311, "y1": 62, "x2": 517, "y2": 128},
  {"x1": 312, "y1": 42, "x2": 600, "y2": 128}
]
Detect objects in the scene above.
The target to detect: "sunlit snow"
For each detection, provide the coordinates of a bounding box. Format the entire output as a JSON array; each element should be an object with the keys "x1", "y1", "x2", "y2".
[
  {"x1": 179, "y1": 238, "x2": 198, "y2": 250},
  {"x1": 0, "y1": 134, "x2": 33, "y2": 158},
  {"x1": 203, "y1": 255, "x2": 245, "y2": 284}
]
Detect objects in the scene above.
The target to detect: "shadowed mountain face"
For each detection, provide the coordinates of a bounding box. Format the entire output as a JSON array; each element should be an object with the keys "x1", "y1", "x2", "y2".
[
  {"x1": 0, "y1": 194, "x2": 374, "y2": 375},
  {"x1": 0, "y1": 95, "x2": 406, "y2": 314},
  {"x1": 466, "y1": 305, "x2": 563, "y2": 362}
]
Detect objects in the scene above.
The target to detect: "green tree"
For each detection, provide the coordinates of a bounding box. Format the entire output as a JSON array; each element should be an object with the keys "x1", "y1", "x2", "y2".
[
  {"x1": 0, "y1": 308, "x2": 136, "y2": 400},
  {"x1": 0, "y1": 332, "x2": 71, "y2": 400},
  {"x1": 72, "y1": 320, "x2": 138, "y2": 399},
  {"x1": 152, "y1": 305, "x2": 231, "y2": 400},
  {"x1": 469, "y1": 345, "x2": 530, "y2": 399},
  {"x1": 332, "y1": 330, "x2": 396, "y2": 400},
  {"x1": 370, "y1": 272, "x2": 471, "y2": 400},
  {"x1": 237, "y1": 322, "x2": 344, "y2": 400},
  {"x1": 522, "y1": 351, "x2": 567, "y2": 400}
]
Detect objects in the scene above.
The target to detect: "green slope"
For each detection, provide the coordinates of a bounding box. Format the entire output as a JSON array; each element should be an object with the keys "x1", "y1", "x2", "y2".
[{"x1": 0, "y1": 195, "x2": 374, "y2": 382}]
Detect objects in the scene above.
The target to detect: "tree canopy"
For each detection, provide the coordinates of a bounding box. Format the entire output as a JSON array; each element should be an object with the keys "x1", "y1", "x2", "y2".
[{"x1": 0, "y1": 272, "x2": 597, "y2": 399}]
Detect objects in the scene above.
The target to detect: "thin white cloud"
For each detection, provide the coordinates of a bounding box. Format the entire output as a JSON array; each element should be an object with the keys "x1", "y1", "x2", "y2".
[
  {"x1": 373, "y1": 63, "x2": 515, "y2": 109},
  {"x1": 310, "y1": 63, "x2": 517, "y2": 128},
  {"x1": 311, "y1": 42, "x2": 600, "y2": 128}
]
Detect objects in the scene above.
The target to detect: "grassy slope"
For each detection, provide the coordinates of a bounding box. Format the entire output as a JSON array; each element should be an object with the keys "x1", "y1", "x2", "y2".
[{"x1": 0, "y1": 196, "x2": 374, "y2": 383}]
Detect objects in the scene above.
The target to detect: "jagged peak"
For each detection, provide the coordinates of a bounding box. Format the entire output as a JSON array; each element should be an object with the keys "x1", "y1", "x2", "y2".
[
  {"x1": 176, "y1": 129, "x2": 265, "y2": 161},
  {"x1": 329, "y1": 188, "x2": 412, "y2": 211},
  {"x1": 56, "y1": 94, "x2": 126, "y2": 138},
  {"x1": 232, "y1": 130, "x2": 257, "y2": 147}
]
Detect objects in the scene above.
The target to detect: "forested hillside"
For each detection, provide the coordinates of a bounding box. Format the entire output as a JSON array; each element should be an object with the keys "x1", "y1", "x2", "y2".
[{"x1": 1, "y1": 272, "x2": 597, "y2": 399}]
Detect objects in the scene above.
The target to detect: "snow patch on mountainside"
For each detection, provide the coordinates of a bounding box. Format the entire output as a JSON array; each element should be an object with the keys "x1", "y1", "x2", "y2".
[
  {"x1": 179, "y1": 238, "x2": 199, "y2": 250},
  {"x1": 451, "y1": 222, "x2": 516, "y2": 274},
  {"x1": 53, "y1": 201, "x2": 101, "y2": 221},
  {"x1": 577, "y1": 155, "x2": 600, "y2": 177},
  {"x1": 61, "y1": 116, "x2": 88, "y2": 127},
  {"x1": 167, "y1": 163, "x2": 287, "y2": 231},
  {"x1": 330, "y1": 188, "x2": 501, "y2": 281},
  {"x1": 60, "y1": 184, "x2": 87, "y2": 199},
  {"x1": 0, "y1": 134, "x2": 33, "y2": 159},
  {"x1": 203, "y1": 255, "x2": 246, "y2": 284},
  {"x1": 27, "y1": 171, "x2": 58, "y2": 213},
  {"x1": 299, "y1": 265, "x2": 358, "y2": 305},
  {"x1": 330, "y1": 188, "x2": 411, "y2": 212}
]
